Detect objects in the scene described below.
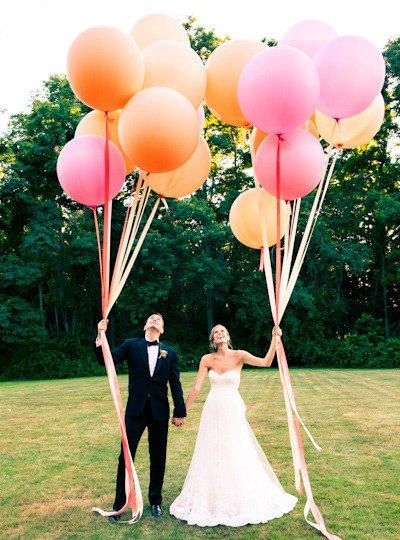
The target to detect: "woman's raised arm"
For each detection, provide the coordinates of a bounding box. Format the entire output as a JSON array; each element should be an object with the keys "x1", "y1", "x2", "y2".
[{"x1": 240, "y1": 330, "x2": 280, "y2": 368}]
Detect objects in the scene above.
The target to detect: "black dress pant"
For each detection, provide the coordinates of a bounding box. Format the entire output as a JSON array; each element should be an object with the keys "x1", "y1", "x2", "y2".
[{"x1": 113, "y1": 399, "x2": 169, "y2": 509}]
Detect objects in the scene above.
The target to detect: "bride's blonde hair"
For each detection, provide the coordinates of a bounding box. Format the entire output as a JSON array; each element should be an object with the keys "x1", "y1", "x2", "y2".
[{"x1": 209, "y1": 324, "x2": 233, "y2": 352}]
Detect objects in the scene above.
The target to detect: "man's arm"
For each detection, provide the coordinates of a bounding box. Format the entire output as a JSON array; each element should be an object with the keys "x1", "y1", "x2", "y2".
[
  {"x1": 93, "y1": 338, "x2": 130, "y2": 367},
  {"x1": 169, "y1": 351, "x2": 186, "y2": 421}
]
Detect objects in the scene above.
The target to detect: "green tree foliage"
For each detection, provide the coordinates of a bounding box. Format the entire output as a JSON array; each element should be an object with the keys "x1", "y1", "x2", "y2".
[{"x1": 0, "y1": 19, "x2": 399, "y2": 379}]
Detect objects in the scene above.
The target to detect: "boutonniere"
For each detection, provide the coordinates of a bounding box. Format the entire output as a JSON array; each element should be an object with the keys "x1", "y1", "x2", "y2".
[{"x1": 159, "y1": 349, "x2": 168, "y2": 359}]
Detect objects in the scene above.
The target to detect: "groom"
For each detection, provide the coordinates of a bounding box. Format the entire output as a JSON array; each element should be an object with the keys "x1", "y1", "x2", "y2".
[{"x1": 94, "y1": 313, "x2": 186, "y2": 519}]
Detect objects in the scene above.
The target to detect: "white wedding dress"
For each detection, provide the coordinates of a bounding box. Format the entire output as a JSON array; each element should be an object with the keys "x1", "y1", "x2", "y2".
[{"x1": 170, "y1": 369, "x2": 298, "y2": 527}]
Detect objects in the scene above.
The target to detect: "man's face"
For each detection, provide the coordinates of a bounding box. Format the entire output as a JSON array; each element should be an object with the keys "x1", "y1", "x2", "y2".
[{"x1": 144, "y1": 314, "x2": 164, "y2": 334}]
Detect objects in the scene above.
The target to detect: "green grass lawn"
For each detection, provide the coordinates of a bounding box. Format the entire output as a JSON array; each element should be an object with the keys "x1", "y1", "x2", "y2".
[{"x1": 1, "y1": 369, "x2": 399, "y2": 539}]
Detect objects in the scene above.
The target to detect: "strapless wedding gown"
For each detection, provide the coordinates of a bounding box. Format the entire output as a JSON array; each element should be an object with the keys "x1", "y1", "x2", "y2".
[{"x1": 170, "y1": 369, "x2": 297, "y2": 527}]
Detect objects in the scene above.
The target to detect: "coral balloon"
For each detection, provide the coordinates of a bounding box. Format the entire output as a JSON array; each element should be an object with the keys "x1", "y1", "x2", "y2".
[
  {"x1": 130, "y1": 13, "x2": 190, "y2": 48},
  {"x1": 205, "y1": 40, "x2": 265, "y2": 126},
  {"x1": 314, "y1": 35, "x2": 386, "y2": 119},
  {"x1": 280, "y1": 19, "x2": 337, "y2": 58},
  {"x1": 118, "y1": 87, "x2": 198, "y2": 173},
  {"x1": 238, "y1": 46, "x2": 320, "y2": 134},
  {"x1": 67, "y1": 27, "x2": 145, "y2": 111},
  {"x1": 146, "y1": 136, "x2": 211, "y2": 198},
  {"x1": 315, "y1": 94, "x2": 385, "y2": 149},
  {"x1": 229, "y1": 188, "x2": 290, "y2": 249},
  {"x1": 75, "y1": 110, "x2": 136, "y2": 173},
  {"x1": 255, "y1": 129, "x2": 326, "y2": 201},
  {"x1": 142, "y1": 40, "x2": 206, "y2": 108},
  {"x1": 56, "y1": 136, "x2": 126, "y2": 208}
]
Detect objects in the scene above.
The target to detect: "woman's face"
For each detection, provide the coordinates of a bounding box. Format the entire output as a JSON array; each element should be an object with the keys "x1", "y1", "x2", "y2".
[{"x1": 212, "y1": 325, "x2": 229, "y2": 346}]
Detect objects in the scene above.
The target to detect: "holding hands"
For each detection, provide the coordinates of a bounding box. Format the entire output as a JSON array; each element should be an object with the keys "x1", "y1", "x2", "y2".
[{"x1": 172, "y1": 417, "x2": 185, "y2": 427}]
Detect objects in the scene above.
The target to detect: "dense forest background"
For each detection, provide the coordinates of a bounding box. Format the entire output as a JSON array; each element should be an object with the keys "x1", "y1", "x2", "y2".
[{"x1": 0, "y1": 18, "x2": 399, "y2": 379}]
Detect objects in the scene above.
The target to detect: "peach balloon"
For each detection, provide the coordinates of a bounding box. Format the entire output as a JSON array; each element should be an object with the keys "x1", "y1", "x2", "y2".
[
  {"x1": 205, "y1": 40, "x2": 265, "y2": 126},
  {"x1": 142, "y1": 40, "x2": 206, "y2": 108},
  {"x1": 145, "y1": 136, "x2": 211, "y2": 198},
  {"x1": 118, "y1": 87, "x2": 198, "y2": 173},
  {"x1": 130, "y1": 13, "x2": 190, "y2": 48},
  {"x1": 67, "y1": 27, "x2": 145, "y2": 111},
  {"x1": 75, "y1": 110, "x2": 136, "y2": 173},
  {"x1": 250, "y1": 128, "x2": 268, "y2": 154},
  {"x1": 315, "y1": 94, "x2": 385, "y2": 149},
  {"x1": 229, "y1": 188, "x2": 290, "y2": 249},
  {"x1": 304, "y1": 118, "x2": 319, "y2": 138}
]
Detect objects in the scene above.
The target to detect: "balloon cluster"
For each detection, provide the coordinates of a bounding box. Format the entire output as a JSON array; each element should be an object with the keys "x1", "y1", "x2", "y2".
[
  {"x1": 224, "y1": 20, "x2": 386, "y2": 250},
  {"x1": 57, "y1": 14, "x2": 211, "y2": 207}
]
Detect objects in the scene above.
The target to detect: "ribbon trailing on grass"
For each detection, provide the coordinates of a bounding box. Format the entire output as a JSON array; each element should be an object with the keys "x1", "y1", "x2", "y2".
[
  {"x1": 260, "y1": 139, "x2": 342, "y2": 540},
  {"x1": 90, "y1": 113, "x2": 163, "y2": 524}
]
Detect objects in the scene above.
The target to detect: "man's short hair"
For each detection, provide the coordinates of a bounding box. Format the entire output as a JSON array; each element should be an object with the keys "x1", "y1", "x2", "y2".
[{"x1": 146, "y1": 313, "x2": 164, "y2": 325}]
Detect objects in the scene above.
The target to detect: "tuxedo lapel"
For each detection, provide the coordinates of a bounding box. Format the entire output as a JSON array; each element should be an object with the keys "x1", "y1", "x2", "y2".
[
  {"x1": 152, "y1": 342, "x2": 164, "y2": 378},
  {"x1": 138, "y1": 338, "x2": 150, "y2": 376}
]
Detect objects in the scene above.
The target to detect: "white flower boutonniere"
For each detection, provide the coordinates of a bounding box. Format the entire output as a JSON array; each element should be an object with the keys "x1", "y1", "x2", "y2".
[{"x1": 159, "y1": 349, "x2": 168, "y2": 359}]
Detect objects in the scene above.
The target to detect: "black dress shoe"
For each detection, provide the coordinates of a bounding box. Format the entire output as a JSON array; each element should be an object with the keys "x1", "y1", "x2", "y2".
[
  {"x1": 108, "y1": 514, "x2": 121, "y2": 523},
  {"x1": 150, "y1": 504, "x2": 163, "y2": 517}
]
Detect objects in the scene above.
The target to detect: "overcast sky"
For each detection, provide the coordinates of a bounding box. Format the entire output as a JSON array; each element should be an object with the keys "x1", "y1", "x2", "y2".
[{"x1": 1, "y1": 0, "x2": 399, "y2": 132}]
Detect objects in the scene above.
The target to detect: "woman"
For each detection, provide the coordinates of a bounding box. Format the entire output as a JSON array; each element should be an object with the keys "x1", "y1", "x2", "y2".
[{"x1": 170, "y1": 324, "x2": 297, "y2": 527}]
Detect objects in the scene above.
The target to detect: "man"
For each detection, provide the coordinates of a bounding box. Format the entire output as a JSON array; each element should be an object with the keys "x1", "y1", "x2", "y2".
[{"x1": 94, "y1": 313, "x2": 186, "y2": 519}]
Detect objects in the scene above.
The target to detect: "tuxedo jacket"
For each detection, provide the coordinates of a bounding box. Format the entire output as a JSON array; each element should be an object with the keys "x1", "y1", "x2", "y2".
[{"x1": 94, "y1": 337, "x2": 186, "y2": 422}]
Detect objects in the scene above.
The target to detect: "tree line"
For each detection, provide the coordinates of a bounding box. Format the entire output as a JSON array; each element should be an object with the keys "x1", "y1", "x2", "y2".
[{"x1": 0, "y1": 19, "x2": 399, "y2": 379}]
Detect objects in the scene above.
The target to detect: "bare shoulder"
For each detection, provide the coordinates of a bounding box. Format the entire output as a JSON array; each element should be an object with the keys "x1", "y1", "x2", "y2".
[
  {"x1": 236, "y1": 349, "x2": 250, "y2": 362},
  {"x1": 200, "y1": 353, "x2": 212, "y2": 367}
]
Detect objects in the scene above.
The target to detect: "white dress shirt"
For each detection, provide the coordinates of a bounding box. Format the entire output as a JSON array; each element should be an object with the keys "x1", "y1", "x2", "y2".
[{"x1": 147, "y1": 340, "x2": 159, "y2": 377}]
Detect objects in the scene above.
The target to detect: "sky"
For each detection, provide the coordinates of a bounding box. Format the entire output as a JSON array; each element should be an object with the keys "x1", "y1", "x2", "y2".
[{"x1": 1, "y1": 0, "x2": 400, "y2": 132}]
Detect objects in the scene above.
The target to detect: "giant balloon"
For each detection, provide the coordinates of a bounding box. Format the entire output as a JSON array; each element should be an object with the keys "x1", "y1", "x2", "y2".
[
  {"x1": 119, "y1": 87, "x2": 198, "y2": 173},
  {"x1": 67, "y1": 27, "x2": 145, "y2": 111}
]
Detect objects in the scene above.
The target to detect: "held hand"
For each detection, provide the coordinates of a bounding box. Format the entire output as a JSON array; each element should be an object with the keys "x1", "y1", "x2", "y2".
[
  {"x1": 98, "y1": 319, "x2": 108, "y2": 333},
  {"x1": 272, "y1": 326, "x2": 282, "y2": 337},
  {"x1": 171, "y1": 417, "x2": 184, "y2": 427},
  {"x1": 97, "y1": 319, "x2": 109, "y2": 342}
]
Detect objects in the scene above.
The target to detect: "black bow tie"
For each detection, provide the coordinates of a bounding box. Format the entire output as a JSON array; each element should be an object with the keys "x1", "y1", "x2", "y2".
[{"x1": 146, "y1": 340, "x2": 159, "y2": 347}]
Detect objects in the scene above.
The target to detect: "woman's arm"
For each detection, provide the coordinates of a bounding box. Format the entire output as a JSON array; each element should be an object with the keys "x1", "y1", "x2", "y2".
[
  {"x1": 240, "y1": 333, "x2": 278, "y2": 368},
  {"x1": 185, "y1": 356, "x2": 209, "y2": 411}
]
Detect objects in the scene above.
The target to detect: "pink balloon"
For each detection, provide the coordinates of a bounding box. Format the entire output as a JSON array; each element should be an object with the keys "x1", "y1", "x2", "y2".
[
  {"x1": 314, "y1": 35, "x2": 386, "y2": 119},
  {"x1": 56, "y1": 135, "x2": 126, "y2": 207},
  {"x1": 255, "y1": 129, "x2": 326, "y2": 200},
  {"x1": 238, "y1": 46, "x2": 320, "y2": 134},
  {"x1": 280, "y1": 19, "x2": 337, "y2": 58}
]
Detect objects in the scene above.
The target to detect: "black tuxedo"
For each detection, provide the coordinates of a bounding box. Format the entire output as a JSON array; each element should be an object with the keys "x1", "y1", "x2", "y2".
[{"x1": 94, "y1": 336, "x2": 186, "y2": 507}]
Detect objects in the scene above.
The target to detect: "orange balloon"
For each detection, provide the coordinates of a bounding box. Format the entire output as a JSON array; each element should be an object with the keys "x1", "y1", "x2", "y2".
[
  {"x1": 142, "y1": 40, "x2": 206, "y2": 108},
  {"x1": 118, "y1": 87, "x2": 198, "y2": 173},
  {"x1": 67, "y1": 27, "x2": 144, "y2": 111},
  {"x1": 130, "y1": 13, "x2": 190, "y2": 48},
  {"x1": 146, "y1": 136, "x2": 211, "y2": 198},
  {"x1": 205, "y1": 40, "x2": 265, "y2": 126},
  {"x1": 229, "y1": 188, "x2": 290, "y2": 249},
  {"x1": 75, "y1": 110, "x2": 136, "y2": 173}
]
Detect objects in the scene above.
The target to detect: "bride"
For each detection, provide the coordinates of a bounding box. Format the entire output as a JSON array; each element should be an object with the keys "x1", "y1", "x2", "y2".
[{"x1": 170, "y1": 324, "x2": 297, "y2": 527}]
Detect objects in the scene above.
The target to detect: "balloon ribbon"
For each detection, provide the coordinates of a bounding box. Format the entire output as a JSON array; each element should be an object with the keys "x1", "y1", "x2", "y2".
[
  {"x1": 260, "y1": 138, "x2": 341, "y2": 539},
  {"x1": 90, "y1": 115, "x2": 162, "y2": 524}
]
